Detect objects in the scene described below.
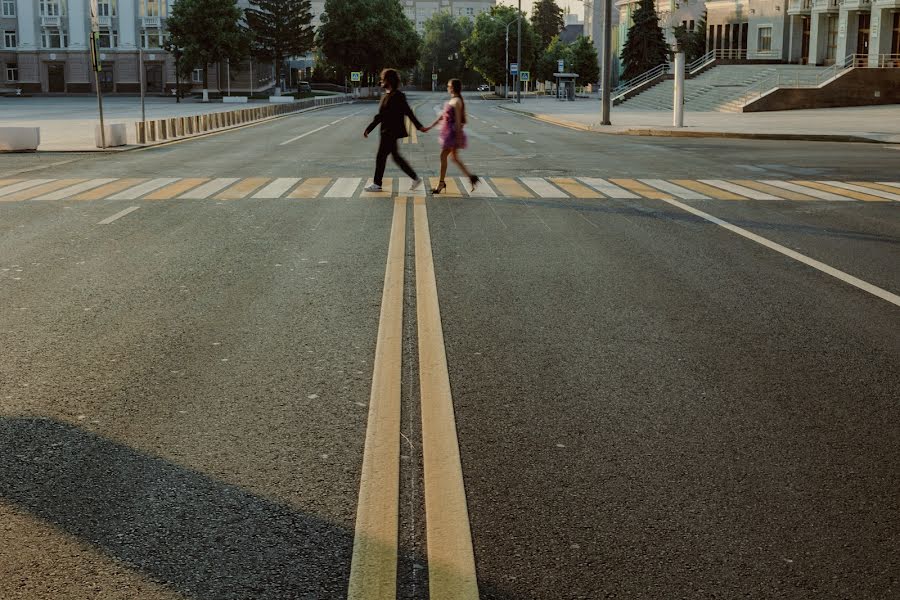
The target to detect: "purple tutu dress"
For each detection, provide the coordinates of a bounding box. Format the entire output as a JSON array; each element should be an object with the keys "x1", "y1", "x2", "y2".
[{"x1": 438, "y1": 102, "x2": 467, "y2": 150}]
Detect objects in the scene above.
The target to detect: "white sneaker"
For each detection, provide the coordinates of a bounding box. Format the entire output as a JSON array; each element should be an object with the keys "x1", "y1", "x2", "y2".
[
  {"x1": 409, "y1": 177, "x2": 422, "y2": 191},
  {"x1": 364, "y1": 183, "x2": 383, "y2": 192}
]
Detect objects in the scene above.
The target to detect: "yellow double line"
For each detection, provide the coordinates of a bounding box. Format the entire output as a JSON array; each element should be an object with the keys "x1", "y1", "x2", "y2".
[{"x1": 348, "y1": 197, "x2": 478, "y2": 599}]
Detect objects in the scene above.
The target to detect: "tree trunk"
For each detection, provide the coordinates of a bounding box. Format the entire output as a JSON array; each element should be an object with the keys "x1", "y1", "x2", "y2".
[{"x1": 203, "y1": 64, "x2": 209, "y2": 90}]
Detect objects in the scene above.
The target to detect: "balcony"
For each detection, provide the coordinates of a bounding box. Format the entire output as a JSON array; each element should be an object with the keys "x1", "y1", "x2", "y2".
[
  {"x1": 788, "y1": 0, "x2": 813, "y2": 13},
  {"x1": 41, "y1": 15, "x2": 62, "y2": 27},
  {"x1": 141, "y1": 16, "x2": 161, "y2": 28},
  {"x1": 97, "y1": 16, "x2": 112, "y2": 27},
  {"x1": 839, "y1": 0, "x2": 872, "y2": 8},
  {"x1": 812, "y1": 0, "x2": 840, "y2": 10}
]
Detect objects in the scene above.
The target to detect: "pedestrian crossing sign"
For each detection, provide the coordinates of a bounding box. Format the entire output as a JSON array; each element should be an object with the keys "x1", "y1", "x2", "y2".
[
  {"x1": 520, "y1": 71, "x2": 530, "y2": 82},
  {"x1": 350, "y1": 72, "x2": 361, "y2": 82}
]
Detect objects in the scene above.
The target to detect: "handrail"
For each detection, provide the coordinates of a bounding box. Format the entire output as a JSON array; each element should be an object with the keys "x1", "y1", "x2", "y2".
[
  {"x1": 688, "y1": 50, "x2": 717, "y2": 75},
  {"x1": 611, "y1": 62, "x2": 670, "y2": 102}
]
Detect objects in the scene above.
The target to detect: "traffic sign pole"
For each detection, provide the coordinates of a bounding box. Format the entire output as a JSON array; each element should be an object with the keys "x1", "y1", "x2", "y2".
[{"x1": 89, "y1": 29, "x2": 106, "y2": 149}]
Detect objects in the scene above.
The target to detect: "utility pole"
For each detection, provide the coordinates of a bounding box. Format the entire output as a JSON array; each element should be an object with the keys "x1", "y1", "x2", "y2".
[
  {"x1": 601, "y1": 0, "x2": 612, "y2": 125},
  {"x1": 139, "y1": 47, "x2": 146, "y2": 125},
  {"x1": 516, "y1": 0, "x2": 522, "y2": 103}
]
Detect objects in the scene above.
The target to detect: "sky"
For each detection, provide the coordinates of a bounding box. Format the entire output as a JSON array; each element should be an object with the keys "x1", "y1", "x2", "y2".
[{"x1": 496, "y1": 0, "x2": 585, "y2": 20}]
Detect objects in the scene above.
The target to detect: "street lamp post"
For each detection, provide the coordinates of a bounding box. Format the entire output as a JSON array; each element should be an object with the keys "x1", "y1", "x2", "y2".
[
  {"x1": 516, "y1": 0, "x2": 522, "y2": 103},
  {"x1": 491, "y1": 16, "x2": 518, "y2": 100},
  {"x1": 578, "y1": 0, "x2": 612, "y2": 124}
]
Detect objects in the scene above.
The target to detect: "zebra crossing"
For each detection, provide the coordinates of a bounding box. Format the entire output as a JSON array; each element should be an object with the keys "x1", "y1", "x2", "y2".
[{"x1": 0, "y1": 176, "x2": 898, "y2": 203}]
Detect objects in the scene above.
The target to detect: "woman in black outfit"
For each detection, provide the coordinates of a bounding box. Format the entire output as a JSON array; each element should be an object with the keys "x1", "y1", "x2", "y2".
[{"x1": 363, "y1": 68, "x2": 425, "y2": 192}]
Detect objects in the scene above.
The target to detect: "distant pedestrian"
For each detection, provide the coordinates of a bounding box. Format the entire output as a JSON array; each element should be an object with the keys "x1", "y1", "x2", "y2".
[
  {"x1": 424, "y1": 78, "x2": 479, "y2": 194},
  {"x1": 363, "y1": 68, "x2": 425, "y2": 192}
]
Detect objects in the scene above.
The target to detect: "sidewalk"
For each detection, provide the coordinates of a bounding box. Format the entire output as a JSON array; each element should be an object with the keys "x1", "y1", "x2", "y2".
[{"x1": 497, "y1": 98, "x2": 900, "y2": 144}]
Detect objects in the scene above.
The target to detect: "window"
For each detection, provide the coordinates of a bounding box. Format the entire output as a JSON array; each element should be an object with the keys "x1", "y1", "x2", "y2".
[
  {"x1": 2, "y1": 0, "x2": 15, "y2": 17},
  {"x1": 98, "y1": 0, "x2": 117, "y2": 17},
  {"x1": 40, "y1": 0, "x2": 62, "y2": 17},
  {"x1": 141, "y1": 0, "x2": 164, "y2": 17},
  {"x1": 757, "y1": 26, "x2": 772, "y2": 52},
  {"x1": 192, "y1": 68, "x2": 203, "y2": 83},
  {"x1": 466, "y1": 7, "x2": 474, "y2": 16},
  {"x1": 42, "y1": 29, "x2": 65, "y2": 48},
  {"x1": 98, "y1": 29, "x2": 118, "y2": 48},
  {"x1": 142, "y1": 29, "x2": 163, "y2": 48},
  {"x1": 99, "y1": 65, "x2": 114, "y2": 92},
  {"x1": 5, "y1": 63, "x2": 17, "y2": 82},
  {"x1": 3, "y1": 31, "x2": 16, "y2": 49}
]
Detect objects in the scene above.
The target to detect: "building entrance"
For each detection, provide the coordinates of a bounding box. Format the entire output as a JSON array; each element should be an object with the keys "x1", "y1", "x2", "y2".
[
  {"x1": 47, "y1": 63, "x2": 65, "y2": 93},
  {"x1": 892, "y1": 12, "x2": 900, "y2": 55},
  {"x1": 856, "y1": 13, "x2": 871, "y2": 65},
  {"x1": 801, "y1": 17, "x2": 811, "y2": 64},
  {"x1": 145, "y1": 64, "x2": 163, "y2": 93}
]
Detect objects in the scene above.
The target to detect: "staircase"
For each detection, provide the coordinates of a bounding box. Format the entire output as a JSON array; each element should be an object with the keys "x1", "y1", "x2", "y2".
[{"x1": 618, "y1": 64, "x2": 835, "y2": 112}]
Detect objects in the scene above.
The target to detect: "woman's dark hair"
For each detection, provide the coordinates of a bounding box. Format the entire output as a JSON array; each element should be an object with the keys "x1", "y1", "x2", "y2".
[
  {"x1": 449, "y1": 78, "x2": 466, "y2": 124},
  {"x1": 381, "y1": 68, "x2": 401, "y2": 90}
]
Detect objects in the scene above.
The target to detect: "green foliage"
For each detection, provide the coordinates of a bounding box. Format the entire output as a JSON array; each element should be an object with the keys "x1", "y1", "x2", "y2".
[
  {"x1": 568, "y1": 35, "x2": 600, "y2": 85},
  {"x1": 316, "y1": 0, "x2": 420, "y2": 84},
  {"x1": 672, "y1": 10, "x2": 708, "y2": 63},
  {"x1": 418, "y1": 12, "x2": 475, "y2": 86},
  {"x1": 531, "y1": 0, "x2": 564, "y2": 53},
  {"x1": 245, "y1": 0, "x2": 315, "y2": 85},
  {"x1": 535, "y1": 35, "x2": 571, "y2": 82},
  {"x1": 166, "y1": 0, "x2": 249, "y2": 88},
  {"x1": 461, "y1": 5, "x2": 537, "y2": 85},
  {"x1": 620, "y1": 0, "x2": 670, "y2": 81}
]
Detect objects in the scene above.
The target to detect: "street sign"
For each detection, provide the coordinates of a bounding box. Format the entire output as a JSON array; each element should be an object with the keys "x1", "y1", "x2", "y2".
[
  {"x1": 520, "y1": 71, "x2": 530, "y2": 82},
  {"x1": 89, "y1": 31, "x2": 101, "y2": 72},
  {"x1": 558, "y1": 59, "x2": 564, "y2": 72},
  {"x1": 510, "y1": 63, "x2": 518, "y2": 75},
  {"x1": 432, "y1": 73, "x2": 438, "y2": 81},
  {"x1": 350, "y1": 71, "x2": 361, "y2": 82}
]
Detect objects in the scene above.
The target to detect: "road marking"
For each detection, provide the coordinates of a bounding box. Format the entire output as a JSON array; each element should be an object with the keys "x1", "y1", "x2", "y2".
[
  {"x1": 215, "y1": 177, "x2": 270, "y2": 200},
  {"x1": 700, "y1": 179, "x2": 779, "y2": 200},
  {"x1": 289, "y1": 177, "x2": 330, "y2": 198},
  {"x1": 661, "y1": 197, "x2": 900, "y2": 307},
  {"x1": 443, "y1": 178, "x2": 465, "y2": 197},
  {"x1": 671, "y1": 179, "x2": 746, "y2": 200},
  {"x1": 347, "y1": 197, "x2": 407, "y2": 600},
  {"x1": 525, "y1": 139, "x2": 536, "y2": 144},
  {"x1": 640, "y1": 179, "x2": 710, "y2": 200},
  {"x1": 248, "y1": 177, "x2": 297, "y2": 199},
  {"x1": 577, "y1": 177, "x2": 637, "y2": 198},
  {"x1": 820, "y1": 181, "x2": 900, "y2": 202},
  {"x1": 877, "y1": 181, "x2": 900, "y2": 190},
  {"x1": 550, "y1": 177, "x2": 602, "y2": 198},
  {"x1": 521, "y1": 177, "x2": 567, "y2": 198},
  {"x1": 464, "y1": 177, "x2": 496, "y2": 197},
  {"x1": 280, "y1": 110, "x2": 363, "y2": 146},
  {"x1": 326, "y1": 177, "x2": 361, "y2": 198},
  {"x1": 179, "y1": 178, "x2": 239, "y2": 199},
  {"x1": 110, "y1": 178, "x2": 179, "y2": 200},
  {"x1": 73, "y1": 178, "x2": 144, "y2": 200},
  {"x1": 490, "y1": 177, "x2": 533, "y2": 198},
  {"x1": 730, "y1": 179, "x2": 815, "y2": 201},
  {"x1": 0, "y1": 179, "x2": 55, "y2": 199},
  {"x1": 792, "y1": 180, "x2": 885, "y2": 202},
  {"x1": 2, "y1": 179, "x2": 85, "y2": 202},
  {"x1": 610, "y1": 178, "x2": 673, "y2": 200},
  {"x1": 852, "y1": 181, "x2": 900, "y2": 197},
  {"x1": 33, "y1": 178, "x2": 116, "y2": 201},
  {"x1": 97, "y1": 206, "x2": 140, "y2": 225},
  {"x1": 362, "y1": 178, "x2": 394, "y2": 197},
  {"x1": 761, "y1": 179, "x2": 851, "y2": 201},
  {"x1": 145, "y1": 178, "x2": 210, "y2": 200},
  {"x1": 413, "y1": 196, "x2": 480, "y2": 600}
]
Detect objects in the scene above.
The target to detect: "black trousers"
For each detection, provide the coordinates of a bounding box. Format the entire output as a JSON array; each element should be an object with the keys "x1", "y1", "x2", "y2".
[{"x1": 374, "y1": 135, "x2": 416, "y2": 186}]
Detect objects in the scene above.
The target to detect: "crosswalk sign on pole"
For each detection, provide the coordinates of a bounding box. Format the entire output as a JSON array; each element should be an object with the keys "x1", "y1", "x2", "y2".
[
  {"x1": 350, "y1": 71, "x2": 361, "y2": 82},
  {"x1": 510, "y1": 63, "x2": 518, "y2": 75},
  {"x1": 520, "y1": 71, "x2": 530, "y2": 82}
]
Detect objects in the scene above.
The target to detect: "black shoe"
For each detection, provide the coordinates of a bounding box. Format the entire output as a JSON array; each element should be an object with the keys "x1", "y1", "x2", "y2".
[
  {"x1": 469, "y1": 175, "x2": 480, "y2": 192},
  {"x1": 432, "y1": 181, "x2": 447, "y2": 194}
]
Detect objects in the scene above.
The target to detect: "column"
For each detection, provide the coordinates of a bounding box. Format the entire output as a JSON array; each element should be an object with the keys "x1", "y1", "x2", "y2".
[
  {"x1": 119, "y1": 0, "x2": 137, "y2": 49},
  {"x1": 808, "y1": 13, "x2": 824, "y2": 64},
  {"x1": 868, "y1": 7, "x2": 888, "y2": 66},
  {"x1": 68, "y1": 0, "x2": 87, "y2": 49},
  {"x1": 16, "y1": 0, "x2": 37, "y2": 49},
  {"x1": 836, "y1": 9, "x2": 854, "y2": 59}
]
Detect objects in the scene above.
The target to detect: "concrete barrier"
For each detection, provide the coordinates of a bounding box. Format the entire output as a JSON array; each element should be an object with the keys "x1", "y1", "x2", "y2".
[
  {"x1": 95, "y1": 123, "x2": 126, "y2": 148},
  {"x1": 0, "y1": 127, "x2": 40, "y2": 151},
  {"x1": 223, "y1": 96, "x2": 249, "y2": 103},
  {"x1": 269, "y1": 96, "x2": 295, "y2": 103}
]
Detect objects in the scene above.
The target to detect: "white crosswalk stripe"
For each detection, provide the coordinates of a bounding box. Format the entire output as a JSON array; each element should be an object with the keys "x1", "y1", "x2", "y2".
[
  {"x1": 760, "y1": 180, "x2": 852, "y2": 201},
  {"x1": 821, "y1": 181, "x2": 900, "y2": 202},
  {"x1": 0, "y1": 179, "x2": 55, "y2": 198},
  {"x1": 34, "y1": 178, "x2": 117, "y2": 201},
  {"x1": 577, "y1": 177, "x2": 637, "y2": 199},
  {"x1": 253, "y1": 178, "x2": 301, "y2": 199},
  {"x1": 877, "y1": 181, "x2": 900, "y2": 190},
  {"x1": 110, "y1": 178, "x2": 179, "y2": 200},
  {"x1": 700, "y1": 179, "x2": 780, "y2": 200},
  {"x1": 467, "y1": 177, "x2": 496, "y2": 197},
  {"x1": 521, "y1": 177, "x2": 567, "y2": 198},
  {"x1": 181, "y1": 178, "x2": 239, "y2": 199},
  {"x1": 325, "y1": 177, "x2": 361, "y2": 197},
  {"x1": 640, "y1": 179, "x2": 710, "y2": 200}
]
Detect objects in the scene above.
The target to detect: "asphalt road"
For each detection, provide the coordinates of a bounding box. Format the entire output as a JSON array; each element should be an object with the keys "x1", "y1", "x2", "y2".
[{"x1": 1, "y1": 93, "x2": 898, "y2": 600}]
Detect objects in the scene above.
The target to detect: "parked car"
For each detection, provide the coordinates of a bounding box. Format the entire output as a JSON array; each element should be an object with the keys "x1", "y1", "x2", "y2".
[
  {"x1": 297, "y1": 81, "x2": 313, "y2": 93},
  {"x1": 477, "y1": 84, "x2": 490, "y2": 92}
]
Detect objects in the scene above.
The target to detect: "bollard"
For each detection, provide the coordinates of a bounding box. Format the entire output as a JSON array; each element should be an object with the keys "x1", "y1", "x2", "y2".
[
  {"x1": 176, "y1": 117, "x2": 185, "y2": 137},
  {"x1": 147, "y1": 120, "x2": 157, "y2": 142},
  {"x1": 135, "y1": 122, "x2": 145, "y2": 144},
  {"x1": 158, "y1": 120, "x2": 168, "y2": 140},
  {"x1": 168, "y1": 118, "x2": 177, "y2": 137}
]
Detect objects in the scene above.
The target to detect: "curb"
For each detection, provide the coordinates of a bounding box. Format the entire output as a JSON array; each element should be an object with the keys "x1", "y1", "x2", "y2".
[{"x1": 496, "y1": 105, "x2": 894, "y2": 145}]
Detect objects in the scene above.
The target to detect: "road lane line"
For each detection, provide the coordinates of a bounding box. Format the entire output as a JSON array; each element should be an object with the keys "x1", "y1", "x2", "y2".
[
  {"x1": 347, "y1": 196, "x2": 407, "y2": 600},
  {"x1": 760, "y1": 179, "x2": 851, "y2": 201},
  {"x1": 640, "y1": 179, "x2": 710, "y2": 200},
  {"x1": 73, "y1": 178, "x2": 143, "y2": 200},
  {"x1": 97, "y1": 206, "x2": 140, "y2": 225},
  {"x1": 0, "y1": 179, "x2": 55, "y2": 199},
  {"x1": 34, "y1": 178, "x2": 116, "y2": 200},
  {"x1": 179, "y1": 178, "x2": 239, "y2": 199},
  {"x1": 610, "y1": 178, "x2": 673, "y2": 199},
  {"x1": 577, "y1": 177, "x2": 638, "y2": 198},
  {"x1": 2, "y1": 179, "x2": 85, "y2": 202},
  {"x1": 252, "y1": 178, "x2": 301, "y2": 198},
  {"x1": 661, "y1": 197, "x2": 900, "y2": 307},
  {"x1": 521, "y1": 177, "x2": 568, "y2": 198},
  {"x1": 820, "y1": 181, "x2": 900, "y2": 202},
  {"x1": 525, "y1": 139, "x2": 536, "y2": 144},
  {"x1": 145, "y1": 178, "x2": 210, "y2": 200},
  {"x1": 289, "y1": 177, "x2": 331, "y2": 198},
  {"x1": 413, "y1": 196, "x2": 480, "y2": 600},
  {"x1": 110, "y1": 178, "x2": 179, "y2": 200},
  {"x1": 326, "y1": 177, "x2": 361, "y2": 198},
  {"x1": 280, "y1": 109, "x2": 364, "y2": 146},
  {"x1": 699, "y1": 179, "x2": 779, "y2": 200},
  {"x1": 671, "y1": 179, "x2": 746, "y2": 200}
]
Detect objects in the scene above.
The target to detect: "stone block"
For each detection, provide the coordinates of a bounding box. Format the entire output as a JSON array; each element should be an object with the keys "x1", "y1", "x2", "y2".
[
  {"x1": 0, "y1": 127, "x2": 40, "y2": 152},
  {"x1": 95, "y1": 123, "x2": 127, "y2": 148}
]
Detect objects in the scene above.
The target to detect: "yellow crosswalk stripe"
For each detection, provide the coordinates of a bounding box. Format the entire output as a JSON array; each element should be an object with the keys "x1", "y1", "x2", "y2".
[
  {"x1": 145, "y1": 178, "x2": 210, "y2": 200},
  {"x1": 850, "y1": 181, "x2": 900, "y2": 197},
  {"x1": 216, "y1": 177, "x2": 270, "y2": 200},
  {"x1": 74, "y1": 179, "x2": 144, "y2": 200},
  {"x1": 670, "y1": 179, "x2": 745, "y2": 200},
  {"x1": 443, "y1": 178, "x2": 464, "y2": 197},
  {"x1": 550, "y1": 177, "x2": 602, "y2": 199},
  {"x1": 827, "y1": 181, "x2": 900, "y2": 202},
  {"x1": 0, "y1": 179, "x2": 20, "y2": 187},
  {"x1": 610, "y1": 178, "x2": 672, "y2": 200},
  {"x1": 363, "y1": 178, "x2": 394, "y2": 197},
  {"x1": 3, "y1": 179, "x2": 85, "y2": 202},
  {"x1": 730, "y1": 179, "x2": 816, "y2": 201},
  {"x1": 791, "y1": 181, "x2": 882, "y2": 202},
  {"x1": 289, "y1": 177, "x2": 331, "y2": 198},
  {"x1": 490, "y1": 178, "x2": 533, "y2": 198}
]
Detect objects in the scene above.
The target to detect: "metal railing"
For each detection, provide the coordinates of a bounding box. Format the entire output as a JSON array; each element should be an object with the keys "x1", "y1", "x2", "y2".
[
  {"x1": 610, "y1": 62, "x2": 671, "y2": 102},
  {"x1": 813, "y1": 0, "x2": 840, "y2": 9},
  {"x1": 711, "y1": 48, "x2": 748, "y2": 60},
  {"x1": 788, "y1": 0, "x2": 813, "y2": 11},
  {"x1": 688, "y1": 50, "x2": 717, "y2": 75},
  {"x1": 876, "y1": 54, "x2": 900, "y2": 68}
]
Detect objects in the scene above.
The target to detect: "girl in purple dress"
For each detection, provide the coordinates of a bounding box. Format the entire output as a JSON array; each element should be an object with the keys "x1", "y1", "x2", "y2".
[{"x1": 424, "y1": 79, "x2": 479, "y2": 194}]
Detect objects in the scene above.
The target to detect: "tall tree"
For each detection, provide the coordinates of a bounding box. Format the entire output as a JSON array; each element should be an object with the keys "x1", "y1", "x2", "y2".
[
  {"x1": 418, "y1": 12, "x2": 474, "y2": 87},
  {"x1": 317, "y1": 0, "x2": 419, "y2": 85},
  {"x1": 166, "y1": 0, "x2": 249, "y2": 89},
  {"x1": 620, "y1": 0, "x2": 670, "y2": 80},
  {"x1": 535, "y1": 35, "x2": 571, "y2": 82},
  {"x1": 245, "y1": 0, "x2": 315, "y2": 86},
  {"x1": 673, "y1": 11, "x2": 708, "y2": 63},
  {"x1": 531, "y1": 0, "x2": 564, "y2": 52},
  {"x1": 568, "y1": 35, "x2": 600, "y2": 85},
  {"x1": 462, "y1": 6, "x2": 537, "y2": 86}
]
